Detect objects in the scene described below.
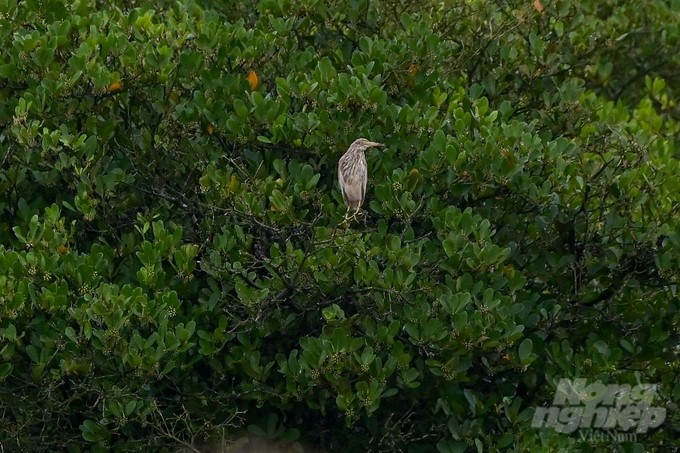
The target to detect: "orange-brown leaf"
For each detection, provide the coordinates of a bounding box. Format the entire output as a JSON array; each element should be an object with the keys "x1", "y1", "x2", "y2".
[
  {"x1": 246, "y1": 70, "x2": 259, "y2": 90},
  {"x1": 533, "y1": 0, "x2": 544, "y2": 13},
  {"x1": 107, "y1": 81, "x2": 123, "y2": 93}
]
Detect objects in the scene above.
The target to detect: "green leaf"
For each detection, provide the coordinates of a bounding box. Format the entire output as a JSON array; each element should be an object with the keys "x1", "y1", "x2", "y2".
[
  {"x1": 381, "y1": 388, "x2": 398, "y2": 398},
  {"x1": 233, "y1": 99, "x2": 248, "y2": 120},
  {"x1": 518, "y1": 338, "x2": 533, "y2": 364},
  {"x1": 125, "y1": 400, "x2": 136, "y2": 417},
  {"x1": 437, "y1": 439, "x2": 467, "y2": 453},
  {"x1": 433, "y1": 130, "x2": 446, "y2": 150},
  {"x1": 652, "y1": 77, "x2": 665, "y2": 94},
  {"x1": 65, "y1": 327, "x2": 77, "y2": 343},
  {"x1": 0, "y1": 363, "x2": 12, "y2": 380}
]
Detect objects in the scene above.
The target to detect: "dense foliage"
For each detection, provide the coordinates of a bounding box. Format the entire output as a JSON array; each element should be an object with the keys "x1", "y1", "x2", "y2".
[{"x1": 1, "y1": 0, "x2": 680, "y2": 451}]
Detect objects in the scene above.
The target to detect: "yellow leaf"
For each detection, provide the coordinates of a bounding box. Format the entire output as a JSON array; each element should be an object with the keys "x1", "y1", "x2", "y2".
[
  {"x1": 57, "y1": 245, "x2": 69, "y2": 255},
  {"x1": 247, "y1": 70, "x2": 260, "y2": 90},
  {"x1": 107, "y1": 81, "x2": 123, "y2": 93},
  {"x1": 207, "y1": 124, "x2": 216, "y2": 135},
  {"x1": 228, "y1": 174, "x2": 239, "y2": 192},
  {"x1": 407, "y1": 168, "x2": 421, "y2": 191}
]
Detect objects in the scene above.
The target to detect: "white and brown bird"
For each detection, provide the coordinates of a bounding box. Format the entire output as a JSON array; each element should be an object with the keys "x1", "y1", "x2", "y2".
[{"x1": 337, "y1": 138, "x2": 384, "y2": 221}]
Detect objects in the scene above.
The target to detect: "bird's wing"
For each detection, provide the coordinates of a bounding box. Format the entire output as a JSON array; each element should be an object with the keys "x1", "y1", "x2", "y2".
[
  {"x1": 359, "y1": 164, "x2": 367, "y2": 205},
  {"x1": 338, "y1": 157, "x2": 349, "y2": 204}
]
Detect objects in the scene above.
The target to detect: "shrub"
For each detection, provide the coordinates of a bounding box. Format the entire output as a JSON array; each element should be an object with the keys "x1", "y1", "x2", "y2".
[{"x1": 1, "y1": 0, "x2": 679, "y2": 451}]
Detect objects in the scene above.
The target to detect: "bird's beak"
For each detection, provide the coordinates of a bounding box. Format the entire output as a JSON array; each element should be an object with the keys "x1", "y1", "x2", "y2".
[{"x1": 367, "y1": 141, "x2": 384, "y2": 149}]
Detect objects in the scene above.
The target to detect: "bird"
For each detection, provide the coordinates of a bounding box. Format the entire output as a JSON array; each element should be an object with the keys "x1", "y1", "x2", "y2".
[{"x1": 337, "y1": 138, "x2": 384, "y2": 222}]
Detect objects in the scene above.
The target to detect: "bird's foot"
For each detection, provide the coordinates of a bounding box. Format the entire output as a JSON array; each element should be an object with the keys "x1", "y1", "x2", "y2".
[
  {"x1": 340, "y1": 208, "x2": 362, "y2": 228},
  {"x1": 349, "y1": 208, "x2": 362, "y2": 223},
  {"x1": 340, "y1": 210, "x2": 352, "y2": 228}
]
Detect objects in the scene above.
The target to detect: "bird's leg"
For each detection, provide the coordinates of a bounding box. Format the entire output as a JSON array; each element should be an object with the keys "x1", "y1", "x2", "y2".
[
  {"x1": 340, "y1": 206, "x2": 362, "y2": 228},
  {"x1": 340, "y1": 207, "x2": 352, "y2": 228}
]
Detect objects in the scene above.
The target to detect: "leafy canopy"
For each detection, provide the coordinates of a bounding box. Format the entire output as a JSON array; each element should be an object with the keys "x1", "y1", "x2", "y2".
[{"x1": 1, "y1": 0, "x2": 680, "y2": 451}]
